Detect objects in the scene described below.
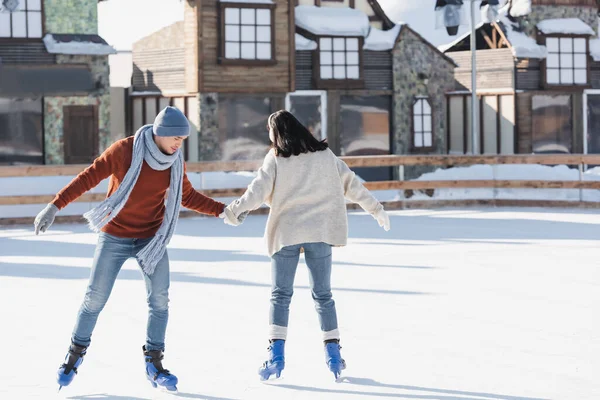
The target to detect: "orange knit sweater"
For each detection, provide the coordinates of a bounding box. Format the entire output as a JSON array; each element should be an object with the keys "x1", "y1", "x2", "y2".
[{"x1": 52, "y1": 137, "x2": 224, "y2": 238}]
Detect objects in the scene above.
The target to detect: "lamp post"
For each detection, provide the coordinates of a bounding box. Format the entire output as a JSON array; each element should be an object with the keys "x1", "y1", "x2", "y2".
[{"x1": 470, "y1": 0, "x2": 478, "y2": 155}]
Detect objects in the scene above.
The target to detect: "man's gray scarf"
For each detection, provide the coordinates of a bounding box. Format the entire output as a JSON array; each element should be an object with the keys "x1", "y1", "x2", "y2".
[{"x1": 84, "y1": 124, "x2": 183, "y2": 275}]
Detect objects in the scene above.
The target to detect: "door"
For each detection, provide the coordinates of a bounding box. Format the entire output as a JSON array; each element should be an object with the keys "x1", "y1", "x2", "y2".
[
  {"x1": 583, "y1": 90, "x2": 600, "y2": 155},
  {"x1": 63, "y1": 105, "x2": 99, "y2": 164},
  {"x1": 285, "y1": 91, "x2": 327, "y2": 140}
]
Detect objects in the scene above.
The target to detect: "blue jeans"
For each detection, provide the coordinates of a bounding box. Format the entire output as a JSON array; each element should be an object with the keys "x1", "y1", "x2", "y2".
[
  {"x1": 71, "y1": 232, "x2": 170, "y2": 351},
  {"x1": 269, "y1": 242, "x2": 339, "y2": 341}
]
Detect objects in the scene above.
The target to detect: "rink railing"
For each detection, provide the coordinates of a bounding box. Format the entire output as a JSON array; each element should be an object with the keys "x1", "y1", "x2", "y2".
[{"x1": 2, "y1": 154, "x2": 600, "y2": 224}]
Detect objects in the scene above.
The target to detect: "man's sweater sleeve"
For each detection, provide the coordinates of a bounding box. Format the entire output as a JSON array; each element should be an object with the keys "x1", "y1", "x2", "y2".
[
  {"x1": 181, "y1": 165, "x2": 225, "y2": 217},
  {"x1": 51, "y1": 140, "x2": 125, "y2": 210}
]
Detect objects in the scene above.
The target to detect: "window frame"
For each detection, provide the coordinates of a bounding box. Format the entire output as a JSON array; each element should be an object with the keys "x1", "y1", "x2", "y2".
[
  {"x1": 411, "y1": 97, "x2": 434, "y2": 153},
  {"x1": 218, "y1": 2, "x2": 277, "y2": 66},
  {"x1": 0, "y1": 0, "x2": 44, "y2": 41},
  {"x1": 312, "y1": 35, "x2": 365, "y2": 90},
  {"x1": 540, "y1": 32, "x2": 591, "y2": 89}
]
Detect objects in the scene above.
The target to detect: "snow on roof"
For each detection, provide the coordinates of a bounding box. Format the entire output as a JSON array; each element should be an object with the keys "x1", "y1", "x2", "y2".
[
  {"x1": 295, "y1": 5, "x2": 370, "y2": 37},
  {"x1": 363, "y1": 24, "x2": 403, "y2": 51},
  {"x1": 498, "y1": 14, "x2": 546, "y2": 59},
  {"x1": 295, "y1": 33, "x2": 317, "y2": 51},
  {"x1": 43, "y1": 34, "x2": 116, "y2": 55},
  {"x1": 507, "y1": 0, "x2": 531, "y2": 17},
  {"x1": 536, "y1": 18, "x2": 595, "y2": 36},
  {"x1": 219, "y1": 0, "x2": 274, "y2": 3},
  {"x1": 589, "y1": 38, "x2": 600, "y2": 62},
  {"x1": 438, "y1": 22, "x2": 485, "y2": 53}
]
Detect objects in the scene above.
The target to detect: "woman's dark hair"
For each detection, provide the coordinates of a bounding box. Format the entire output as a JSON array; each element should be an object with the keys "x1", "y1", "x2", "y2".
[{"x1": 268, "y1": 110, "x2": 328, "y2": 157}]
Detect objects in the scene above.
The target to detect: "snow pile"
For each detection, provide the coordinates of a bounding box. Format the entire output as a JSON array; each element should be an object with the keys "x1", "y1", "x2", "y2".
[
  {"x1": 507, "y1": 0, "x2": 531, "y2": 17},
  {"x1": 536, "y1": 18, "x2": 595, "y2": 36},
  {"x1": 295, "y1": 5, "x2": 370, "y2": 37},
  {"x1": 364, "y1": 24, "x2": 403, "y2": 51},
  {"x1": 589, "y1": 38, "x2": 600, "y2": 61},
  {"x1": 295, "y1": 33, "x2": 317, "y2": 51},
  {"x1": 409, "y1": 164, "x2": 600, "y2": 201},
  {"x1": 498, "y1": 14, "x2": 546, "y2": 59},
  {"x1": 43, "y1": 34, "x2": 117, "y2": 55}
]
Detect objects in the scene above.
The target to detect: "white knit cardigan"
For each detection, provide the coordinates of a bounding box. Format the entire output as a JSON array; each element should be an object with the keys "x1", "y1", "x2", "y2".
[{"x1": 229, "y1": 148, "x2": 383, "y2": 256}]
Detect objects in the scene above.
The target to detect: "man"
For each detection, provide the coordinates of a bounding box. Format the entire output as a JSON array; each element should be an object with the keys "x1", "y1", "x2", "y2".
[{"x1": 34, "y1": 107, "x2": 225, "y2": 392}]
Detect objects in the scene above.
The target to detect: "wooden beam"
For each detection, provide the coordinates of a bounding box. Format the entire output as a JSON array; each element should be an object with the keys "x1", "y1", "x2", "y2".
[{"x1": 481, "y1": 30, "x2": 495, "y2": 49}]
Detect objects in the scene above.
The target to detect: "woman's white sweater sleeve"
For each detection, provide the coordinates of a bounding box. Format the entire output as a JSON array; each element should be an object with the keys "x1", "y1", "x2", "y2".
[
  {"x1": 229, "y1": 151, "x2": 277, "y2": 216},
  {"x1": 336, "y1": 157, "x2": 382, "y2": 215}
]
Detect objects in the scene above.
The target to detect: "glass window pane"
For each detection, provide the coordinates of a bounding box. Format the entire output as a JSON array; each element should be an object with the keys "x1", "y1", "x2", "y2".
[
  {"x1": 560, "y1": 37, "x2": 572, "y2": 52},
  {"x1": 414, "y1": 133, "x2": 423, "y2": 147},
  {"x1": 257, "y1": 26, "x2": 270, "y2": 42},
  {"x1": 346, "y1": 38, "x2": 359, "y2": 51},
  {"x1": 347, "y1": 66, "x2": 360, "y2": 79},
  {"x1": 574, "y1": 69, "x2": 587, "y2": 84},
  {"x1": 225, "y1": 42, "x2": 240, "y2": 59},
  {"x1": 546, "y1": 38, "x2": 559, "y2": 52},
  {"x1": 333, "y1": 52, "x2": 345, "y2": 65},
  {"x1": 225, "y1": 25, "x2": 239, "y2": 41},
  {"x1": 339, "y1": 95, "x2": 392, "y2": 180},
  {"x1": 225, "y1": 8, "x2": 240, "y2": 24},
  {"x1": 287, "y1": 94, "x2": 324, "y2": 139},
  {"x1": 574, "y1": 38, "x2": 586, "y2": 53},
  {"x1": 346, "y1": 51, "x2": 359, "y2": 65},
  {"x1": 414, "y1": 115, "x2": 423, "y2": 132},
  {"x1": 241, "y1": 8, "x2": 255, "y2": 24},
  {"x1": 28, "y1": 0, "x2": 42, "y2": 10},
  {"x1": 424, "y1": 133, "x2": 433, "y2": 147},
  {"x1": 422, "y1": 99, "x2": 431, "y2": 114},
  {"x1": 0, "y1": 14, "x2": 10, "y2": 37},
  {"x1": 424, "y1": 115, "x2": 432, "y2": 131},
  {"x1": 560, "y1": 53, "x2": 572, "y2": 68},
  {"x1": 12, "y1": 12, "x2": 27, "y2": 37},
  {"x1": 217, "y1": 96, "x2": 272, "y2": 161},
  {"x1": 532, "y1": 95, "x2": 571, "y2": 154},
  {"x1": 27, "y1": 11, "x2": 42, "y2": 38},
  {"x1": 333, "y1": 38, "x2": 345, "y2": 51},
  {"x1": 256, "y1": 9, "x2": 270, "y2": 25},
  {"x1": 413, "y1": 100, "x2": 422, "y2": 115},
  {"x1": 333, "y1": 65, "x2": 346, "y2": 79},
  {"x1": 547, "y1": 69, "x2": 559, "y2": 84},
  {"x1": 320, "y1": 65, "x2": 333, "y2": 79},
  {"x1": 574, "y1": 53, "x2": 586, "y2": 69},
  {"x1": 547, "y1": 53, "x2": 559, "y2": 68},
  {"x1": 241, "y1": 25, "x2": 255, "y2": 42},
  {"x1": 257, "y1": 43, "x2": 271, "y2": 60},
  {"x1": 320, "y1": 51, "x2": 332, "y2": 65},
  {"x1": 320, "y1": 38, "x2": 332, "y2": 51},
  {"x1": 0, "y1": 97, "x2": 44, "y2": 165},
  {"x1": 241, "y1": 42, "x2": 256, "y2": 59},
  {"x1": 560, "y1": 68, "x2": 573, "y2": 84}
]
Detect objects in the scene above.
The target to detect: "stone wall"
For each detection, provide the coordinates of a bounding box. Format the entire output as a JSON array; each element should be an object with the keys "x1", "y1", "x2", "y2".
[
  {"x1": 44, "y1": 0, "x2": 98, "y2": 34},
  {"x1": 392, "y1": 28, "x2": 455, "y2": 156},
  {"x1": 521, "y1": 6, "x2": 597, "y2": 37},
  {"x1": 197, "y1": 93, "x2": 221, "y2": 161},
  {"x1": 44, "y1": 56, "x2": 110, "y2": 164}
]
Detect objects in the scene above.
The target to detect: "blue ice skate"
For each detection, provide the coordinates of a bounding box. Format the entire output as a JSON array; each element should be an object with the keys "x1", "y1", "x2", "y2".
[
  {"x1": 143, "y1": 346, "x2": 178, "y2": 392},
  {"x1": 258, "y1": 339, "x2": 285, "y2": 381},
  {"x1": 325, "y1": 341, "x2": 346, "y2": 381},
  {"x1": 57, "y1": 343, "x2": 87, "y2": 390}
]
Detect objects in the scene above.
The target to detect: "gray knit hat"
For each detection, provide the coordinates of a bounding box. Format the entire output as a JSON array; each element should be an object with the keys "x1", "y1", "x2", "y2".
[{"x1": 153, "y1": 106, "x2": 190, "y2": 137}]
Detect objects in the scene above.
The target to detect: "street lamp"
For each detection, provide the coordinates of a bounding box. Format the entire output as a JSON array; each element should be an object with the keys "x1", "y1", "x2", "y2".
[{"x1": 436, "y1": 0, "x2": 499, "y2": 154}]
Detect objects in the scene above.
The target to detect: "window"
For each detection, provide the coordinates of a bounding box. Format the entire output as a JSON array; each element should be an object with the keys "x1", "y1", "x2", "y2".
[
  {"x1": 545, "y1": 36, "x2": 588, "y2": 86},
  {"x1": 220, "y1": 3, "x2": 275, "y2": 64},
  {"x1": 318, "y1": 37, "x2": 361, "y2": 80},
  {"x1": 532, "y1": 95, "x2": 572, "y2": 154},
  {"x1": 0, "y1": 97, "x2": 44, "y2": 165},
  {"x1": 340, "y1": 95, "x2": 392, "y2": 181},
  {"x1": 0, "y1": 0, "x2": 43, "y2": 39},
  {"x1": 412, "y1": 98, "x2": 433, "y2": 150},
  {"x1": 217, "y1": 95, "x2": 272, "y2": 161}
]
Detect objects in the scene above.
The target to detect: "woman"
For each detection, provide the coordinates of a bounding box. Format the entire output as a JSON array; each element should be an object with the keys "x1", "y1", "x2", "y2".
[{"x1": 221, "y1": 110, "x2": 390, "y2": 381}]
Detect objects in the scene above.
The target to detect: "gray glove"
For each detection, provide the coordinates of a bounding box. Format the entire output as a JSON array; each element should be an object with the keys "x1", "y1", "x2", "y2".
[{"x1": 34, "y1": 203, "x2": 59, "y2": 235}]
